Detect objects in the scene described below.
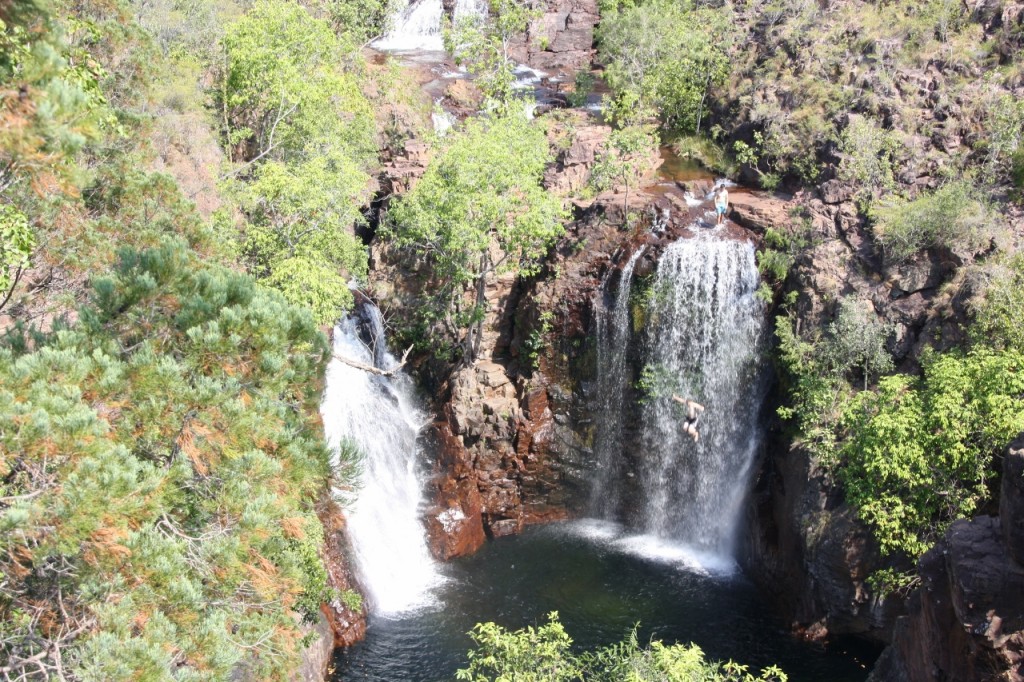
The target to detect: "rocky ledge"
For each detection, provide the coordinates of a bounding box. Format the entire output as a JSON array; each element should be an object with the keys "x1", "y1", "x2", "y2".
[{"x1": 868, "y1": 433, "x2": 1024, "y2": 682}]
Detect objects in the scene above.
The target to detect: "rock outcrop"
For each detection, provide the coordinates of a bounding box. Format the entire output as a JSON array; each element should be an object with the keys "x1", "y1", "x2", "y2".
[
  {"x1": 744, "y1": 439, "x2": 903, "y2": 643},
  {"x1": 317, "y1": 499, "x2": 367, "y2": 647},
  {"x1": 868, "y1": 435, "x2": 1024, "y2": 681},
  {"x1": 509, "y1": 0, "x2": 598, "y2": 73}
]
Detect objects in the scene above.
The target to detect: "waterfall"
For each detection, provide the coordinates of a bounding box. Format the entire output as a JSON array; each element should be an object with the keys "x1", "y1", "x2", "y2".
[
  {"x1": 636, "y1": 235, "x2": 766, "y2": 557},
  {"x1": 589, "y1": 246, "x2": 645, "y2": 519},
  {"x1": 321, "y1": 305, "x2": 443, "y2": 614},
  {"x1": 373, "y1": 0, "x2": 488, "y2": 51}
]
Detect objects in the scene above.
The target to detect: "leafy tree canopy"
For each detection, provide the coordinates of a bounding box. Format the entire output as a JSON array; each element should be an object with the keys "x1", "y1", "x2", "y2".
[
  {"x1": 457, "y1": 613, "x2": 788, "y2": 682},
  {"x1": 597, "y1": 0, "x2": 731, "y2": 133},
  {"x1": 385, "y1": 114, "x2": 565, "y2": 358}
]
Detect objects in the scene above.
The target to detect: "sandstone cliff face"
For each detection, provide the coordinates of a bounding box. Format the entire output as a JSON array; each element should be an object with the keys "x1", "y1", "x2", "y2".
[{"x1": 868, "y1": 433, "x2": 1024, "y2": 682}]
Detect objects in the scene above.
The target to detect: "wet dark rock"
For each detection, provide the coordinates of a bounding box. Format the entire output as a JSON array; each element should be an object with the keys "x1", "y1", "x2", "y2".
[{"x1": 1001, "y1": 433, "x2": 1024, "y2": 565}]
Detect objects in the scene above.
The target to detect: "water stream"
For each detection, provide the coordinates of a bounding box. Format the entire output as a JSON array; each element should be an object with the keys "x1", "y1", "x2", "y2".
[
  {"x1": 589, "y1": 246, "x2": 645, "y2": 519},
  {"x1": 321, "y1": 305, "x2": 443, "y2": 614}
]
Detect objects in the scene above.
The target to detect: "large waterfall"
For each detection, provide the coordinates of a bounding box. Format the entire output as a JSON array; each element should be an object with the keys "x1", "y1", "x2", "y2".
[
  {"x1": 373, "y1": 0, "x2": 488, "y2": 51},
  {"x1": 590, "y1": 233, "x2": 766, "y2": 563},
  {"x1": 321, "y1": 306, "x2": 442, "y2": 614}
]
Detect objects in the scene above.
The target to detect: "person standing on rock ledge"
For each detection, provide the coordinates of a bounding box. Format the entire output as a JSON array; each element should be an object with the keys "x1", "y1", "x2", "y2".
[{"x1": 714, "y1": 186, "x2": 730, "y2": 226}]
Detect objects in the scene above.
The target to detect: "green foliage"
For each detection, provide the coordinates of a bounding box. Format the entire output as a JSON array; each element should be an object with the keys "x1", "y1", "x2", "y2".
[
  {"x1": 567, "y1": 70, "x2": 595, "y2": 108},
  {"x1": 756, "y1": 248, "x2": 791, "y2": 284},
  {"x1": 774, "y1": 299, "x2": 891, "y2": 461},
  {"x1": 837, "y1": 116, "x2": 898, "y2": 206},
  {"x1": 339, "y1": 588, "x2": 364, "y2": 613},
  {"x1": 838, "y1": 347, "x2": 1024, "y2": 557},
  {"x1": 220, "y1": 0, "x2": 377, "y2": 323},
  {"x1": 0, "y1": 241, "x2": 346, "y2": 679},
  {"x1": 0, "y1": 8, "x2": 109, "y2": 196},
  {"x1": 870, "y1": 180, "x2": 998, "y2": 263},
  {"x1": 983, "y1": 92, "x2": 1024, "y2": 185},
  {"x1": 524, "y1": 310, "x2": 555, "y2": 370},
  {"x1": 220, "y1": 0, "x2": 375, "y2": 164},
  {"x1": 971, "y1": 254, "x2": 1024, "y2": 352},
  {"x1": 590, "y1": 124, "x2": 660, "y2": 217},
  {"x1": 457, "y1": 613, "x2": 580, "y2": 681},
  {"x1": 457, "y1": 613, "x2": 788, "y2": 681},
  {"x1": 384, "y1": 114, "x2": 565, "y2": 358},
  {"x1": 597, "y1": 0, "x2": 731, "y2": 133},
  {"x1": 322, "y1": 0, "x2": 401, "y2": 44},
  {"x1": 821, "y1": 300, "x2": 894, "y2": 390},
  {"x1": 0, "y1": 204, "x2": 33, "y2": 301}
]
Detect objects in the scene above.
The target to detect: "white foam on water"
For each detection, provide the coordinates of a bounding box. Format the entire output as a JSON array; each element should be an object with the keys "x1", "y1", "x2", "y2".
[{"x1": 561, "y1": 519, "x2": 738, "y2": 577}]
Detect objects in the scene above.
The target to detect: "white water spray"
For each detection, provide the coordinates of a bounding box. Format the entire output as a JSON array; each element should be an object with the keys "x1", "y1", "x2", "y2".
[
  {"x1": 321, "y1": 307, "x2": 443, "y2": 614},
  {"x1": 588, "y1": 233, "x2": 767, "y2": 568}
]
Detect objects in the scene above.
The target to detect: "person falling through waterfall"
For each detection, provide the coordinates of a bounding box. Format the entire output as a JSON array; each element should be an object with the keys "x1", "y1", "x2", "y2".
[
  {"x1": 671, "y1": 394, "x2": 704, "y2": 443},
  {"x1": 714, "y1": 185, "x2": 729, "y2": 226}
]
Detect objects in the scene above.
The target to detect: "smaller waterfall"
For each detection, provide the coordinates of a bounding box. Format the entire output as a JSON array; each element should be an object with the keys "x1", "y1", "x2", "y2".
[
  {"x1": 637, "y1": 234, "x2": 766, "y2": 558},
  {"x1": 589, "y1": 246, "x2": 645, "y2": 518},
  {"x1": 321, "y1": 306, "x2": 442, "y2": 614},
  {"x1": 374, "y1": 0, "x2": 487, "y2": 51}
]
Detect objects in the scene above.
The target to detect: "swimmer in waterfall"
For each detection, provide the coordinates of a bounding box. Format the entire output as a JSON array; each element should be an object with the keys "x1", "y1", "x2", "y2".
[
  {"x1": 714, "y1": 186, "x2": 730, "y2": 226},
  {"x1": 672, "y1": 394, "x2": 705, "y2": 443}
]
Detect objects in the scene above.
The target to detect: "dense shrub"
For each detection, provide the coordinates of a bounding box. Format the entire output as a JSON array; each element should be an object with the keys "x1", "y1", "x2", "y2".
[
  {"x1": 384, "y1": 114, "x2": 565, "y2": 359},
  {"x1": 838, "y1": 347, "x2": 1024, "y2": 558},
  {"x1": 597, "y1": 0, "x2": 730, "y2": 133},
  {"x1": 0, "y1": 241, "x2": 344, "y2": 680},
  {"x1": 220, "y1": 0, "x2": 377, "y2": 323},
  {"x1": 457, "y1": 613, "x2": 788, "y2": 681},
  {"x1": 870, "y1": 180, "x2": 997, "y2": 263}
]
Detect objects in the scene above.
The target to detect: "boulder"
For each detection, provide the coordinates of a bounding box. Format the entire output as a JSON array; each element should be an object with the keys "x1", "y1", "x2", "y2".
[
  {"x1": 870, "y1": 517, "x2": 1024, "y2": 682},
  {"x1": 728, "y1": 191, "x2": 793, "y2": 233},
  {"x1": 1002, "y1": 432, "x2": 1024, "y2": 565}
]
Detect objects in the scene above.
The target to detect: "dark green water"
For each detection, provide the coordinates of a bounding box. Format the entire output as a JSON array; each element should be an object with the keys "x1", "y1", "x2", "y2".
[{"x1": 332, "y1": 521, "x2": 880, "y2": 681}]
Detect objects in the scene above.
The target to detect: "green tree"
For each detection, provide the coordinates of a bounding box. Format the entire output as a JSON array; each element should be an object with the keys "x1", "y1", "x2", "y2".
[
  {"x1": 384, "y1": 114, "x2": 566, "y2": 359},
  {"x1": 457, "y1": 613, "x2": 788, "y2": 682},
  {"x1": 220, "y1": 0, "x2": 377, "y2": 323},
  {"x1": 870, "y1": 179, "x2": 998, "y2": 263},
  {"x1": 0, "y1": 241, "x2": 352, "y2": 680},
  {"x1": 838, "y1": 347, "x2": 1024, "y2": 559},
  {"x1": 0, "y1": 204, "x2": 33, "y2": 310},
  {"x1": 597, "y1": 0, "x2": 731, "y2": 133},
  {"x1": 591, "y1": 122, "x2": 660, "y2": 220},
  {"x1": 219, "y1": 0, "x2": 375, "y2": 165},
  {"x1": 444, "y1": 0, "x2": 539, "y2": 110}
]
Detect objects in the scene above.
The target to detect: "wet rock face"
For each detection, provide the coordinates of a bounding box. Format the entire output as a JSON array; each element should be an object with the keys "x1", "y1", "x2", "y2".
[
  {"x1": 744, "y1": 441, "x2": 901, "y2": 643},
  {"x1": 317, "y1": 500, "x2": 367, "y2": 646},
  {"x1": 869, "y1": 433, "x2": 1024, "y2": 682}
]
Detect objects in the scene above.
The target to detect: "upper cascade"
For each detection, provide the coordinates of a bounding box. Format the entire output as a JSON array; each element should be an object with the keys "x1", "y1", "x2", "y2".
[
  {"x1": 321, "y1": 304, "x2": 443, "y2": 614},
  {"x1": 373, "y1": 0, "x2": 488, "y2": 51}
]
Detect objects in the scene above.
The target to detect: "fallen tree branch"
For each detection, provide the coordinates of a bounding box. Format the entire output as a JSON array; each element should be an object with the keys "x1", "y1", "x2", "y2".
[{"x1": 332, "y1": 345, "x2": 413, "y2": 377}]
